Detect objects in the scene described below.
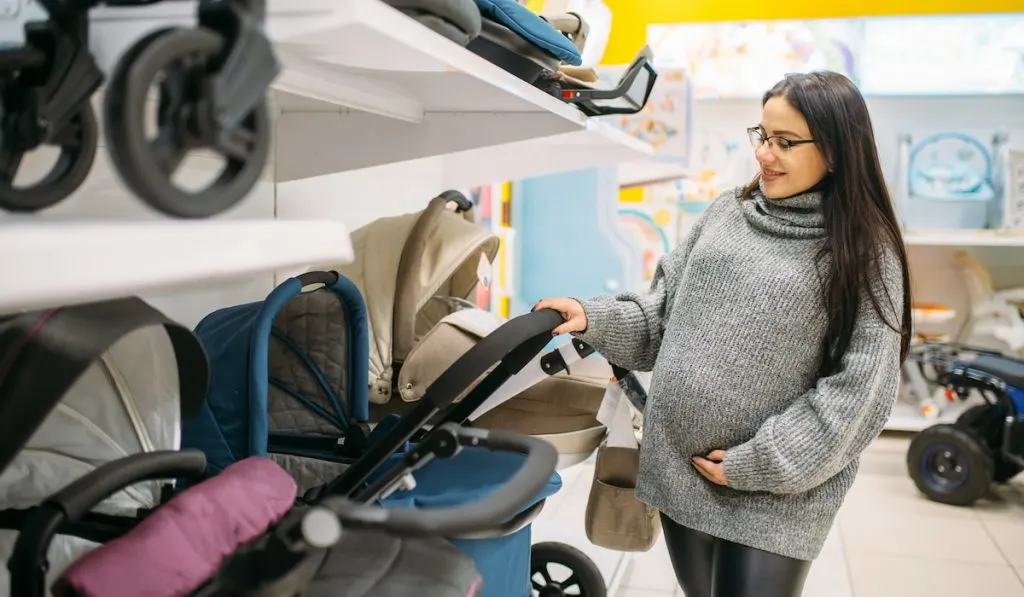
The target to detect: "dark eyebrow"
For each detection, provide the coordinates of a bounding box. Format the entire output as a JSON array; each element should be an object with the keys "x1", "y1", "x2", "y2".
[
  {"x1": 756, "y1": 124, "x2": 807, "y2": 139},
  {"x1": 771, "y1": 129, "x2": 805, "y2": 139}
]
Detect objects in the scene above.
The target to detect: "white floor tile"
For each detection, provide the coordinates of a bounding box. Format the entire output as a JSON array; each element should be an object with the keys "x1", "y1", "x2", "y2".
[
  {"x1": 619, "y1": 536, "x2": 679, "y2": 593},
  {"x1": 839, "y1": 501, "x2": 1005, "y2": 564},
  {"x1": 982, "y1": 516, "x2": 1024, "y2": 567},
  {"x1": 846, "y1": 554, "x2": 1024, "y2": 597},
  {"x1": 801, "y1": 548, "x2": 853, "y2": 597}
]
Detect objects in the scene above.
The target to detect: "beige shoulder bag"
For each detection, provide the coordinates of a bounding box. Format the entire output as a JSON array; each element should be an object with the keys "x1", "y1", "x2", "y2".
[{"x1": 584, "y1": 373, "x2": 660, "y2": 552}]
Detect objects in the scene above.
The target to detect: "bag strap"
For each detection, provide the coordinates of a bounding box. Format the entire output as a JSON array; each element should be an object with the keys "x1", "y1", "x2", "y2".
[{"x1": 0, "y1": 297, "x2": 209, "y2": 476}]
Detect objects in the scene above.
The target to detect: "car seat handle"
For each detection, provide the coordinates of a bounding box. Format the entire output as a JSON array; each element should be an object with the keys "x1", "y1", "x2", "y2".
[
  {"x1": 0, "y1": 298, "x2": 209, "y2": 477},
  {"x1": 295, "y1": 270, "x2": 339, "y2": 289},
  {"x1": 437, "y1": 189, "x2": 473, "y2": 214}
]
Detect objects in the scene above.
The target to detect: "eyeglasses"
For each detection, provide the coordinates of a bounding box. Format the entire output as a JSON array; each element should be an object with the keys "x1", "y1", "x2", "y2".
[{"x1": 746, "y1": 127, "x2": 816, "y2": 152}]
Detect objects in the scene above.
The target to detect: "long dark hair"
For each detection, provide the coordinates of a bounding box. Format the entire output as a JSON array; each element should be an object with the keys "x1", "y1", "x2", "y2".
[{"x1": 742, "y1": 71, "x2": 912, "y2": 375}]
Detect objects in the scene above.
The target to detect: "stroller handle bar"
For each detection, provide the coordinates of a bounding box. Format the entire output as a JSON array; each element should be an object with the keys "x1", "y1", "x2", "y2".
[
  {"x1": 9, "y1": 450, "x2": 208, "y2": 597},
  {"x1": 44, "y1": 450, "x2": 206, "y2": 519},
  {"x1": 312, "y1": 424, "x2": 557, "y2": 539}
]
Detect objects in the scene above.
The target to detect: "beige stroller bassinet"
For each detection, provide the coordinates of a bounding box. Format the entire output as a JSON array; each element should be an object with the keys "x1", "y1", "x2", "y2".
[{"x1": 326, "y1": 191, "x2": 611, "y2": 467}]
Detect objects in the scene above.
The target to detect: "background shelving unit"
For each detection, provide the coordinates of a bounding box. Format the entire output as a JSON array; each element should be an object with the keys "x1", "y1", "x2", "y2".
[{"x1": 2, "y1": 0, "x2": 656, "y2": 324}]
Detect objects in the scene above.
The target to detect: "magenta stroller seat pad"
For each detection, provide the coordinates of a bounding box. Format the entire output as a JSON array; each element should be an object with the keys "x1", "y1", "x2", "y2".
[{"x1": 54, "y1": 457, "x2": 297, "y2": 597}]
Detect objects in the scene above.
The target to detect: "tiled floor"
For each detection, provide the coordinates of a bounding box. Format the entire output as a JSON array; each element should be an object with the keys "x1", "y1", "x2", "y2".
[{"x1": 535, "y1": 433, "x2": 1024, "y2": 597}]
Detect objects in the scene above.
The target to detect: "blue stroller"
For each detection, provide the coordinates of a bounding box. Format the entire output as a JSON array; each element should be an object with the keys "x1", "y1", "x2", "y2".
[
  {"x1": 180, "y1": 268, "x2": 598, "y2": 596},
  {"x1": 907, "y1": 345, "x2": 1024, "y2": 506}
]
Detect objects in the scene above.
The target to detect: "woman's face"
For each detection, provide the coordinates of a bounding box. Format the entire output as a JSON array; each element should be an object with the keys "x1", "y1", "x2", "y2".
[{"x1": 753, "y1": 96, "x2": 830, "y2": 199}]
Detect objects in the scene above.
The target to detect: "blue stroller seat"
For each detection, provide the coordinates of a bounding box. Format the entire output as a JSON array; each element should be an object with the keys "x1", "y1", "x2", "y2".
[
  {"x1": 181, "y1": 272, "x2": 568, "y2": 597},
  {"x1": 181, "y1": 272, "x2": 372, "y2": 489}
]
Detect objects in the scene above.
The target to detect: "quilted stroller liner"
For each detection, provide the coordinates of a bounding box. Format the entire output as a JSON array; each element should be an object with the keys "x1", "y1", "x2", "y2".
[
  {"x1": 180, "y1": 272, "x2": 372, "y2": 494},
  {"x1": 323, "y1": 191, "x2": 612, "y2": 468},
  {"x1": 0, "y1": 298, "x2": 208, "y2": 597}
]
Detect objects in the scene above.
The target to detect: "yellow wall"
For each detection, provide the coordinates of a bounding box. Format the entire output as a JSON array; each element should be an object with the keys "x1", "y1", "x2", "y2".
[{"x1": 600, "y1": 0, "x2": 1024, "y2": 64}]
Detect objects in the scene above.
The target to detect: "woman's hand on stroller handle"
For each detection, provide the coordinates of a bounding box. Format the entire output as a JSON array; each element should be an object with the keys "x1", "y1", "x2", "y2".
[{"x1": 533, "y1": 297, "x2": 587, "y2": 336}]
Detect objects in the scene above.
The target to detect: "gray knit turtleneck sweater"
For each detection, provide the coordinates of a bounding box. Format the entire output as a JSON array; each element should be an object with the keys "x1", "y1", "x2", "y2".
[{"x1": 577, "y1": 186, "x2": 903, "y2": 561}]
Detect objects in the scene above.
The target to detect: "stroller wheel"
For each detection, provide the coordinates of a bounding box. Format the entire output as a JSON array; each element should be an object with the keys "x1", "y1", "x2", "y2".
[
  {"x1": 0, "y1": 96, "x2": 98, "y2": 212},
  {"x1": 103, "y1": 27, "x2": 271, "y2": 218},
  {"x1": 907, "y1": 423, "x2": 993, "y2": 507},
  {"x1": 531, "y1": 542, "x2": 605, "y2": 597}
]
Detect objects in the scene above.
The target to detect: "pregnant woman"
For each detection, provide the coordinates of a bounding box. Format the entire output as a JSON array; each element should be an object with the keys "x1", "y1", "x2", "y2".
[{"x1": 535, "y1": 71, "x2": 912, "y2": 597}]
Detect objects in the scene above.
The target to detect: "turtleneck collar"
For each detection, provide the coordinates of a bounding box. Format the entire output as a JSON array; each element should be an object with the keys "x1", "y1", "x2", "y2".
[{"x1": 738, "y1": 179, "x2": 826, "y2": 240}]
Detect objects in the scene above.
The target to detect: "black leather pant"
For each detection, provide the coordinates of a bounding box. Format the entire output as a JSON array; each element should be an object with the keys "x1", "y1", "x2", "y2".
[{"x1": 660, "y1": 513, "x2": 812, "y2": 597}]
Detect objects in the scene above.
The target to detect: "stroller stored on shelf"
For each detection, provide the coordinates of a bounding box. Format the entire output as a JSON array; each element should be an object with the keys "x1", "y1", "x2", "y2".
[
  {"x1": 0, "y1": 0, "x2": 277, "y2": 218},
  {"x1": 461, "y1": 0, "x2": 658, "y2": 116},
  {"x1": 189, "y1": 423, "x2": 556, "y2": 597}
]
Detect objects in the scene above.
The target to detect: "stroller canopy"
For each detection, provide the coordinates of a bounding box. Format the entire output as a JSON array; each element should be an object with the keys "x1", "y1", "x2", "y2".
[
  {"x1": 183, "y1": 273, "x2": 370, "y2": 477},
  {"x1": 0, "y1": 299, "x2": 209, "y2": 596},
  {"x1": 328, "y1": 193, "x2": 500, "y2": 403},
  {"x1": 0, "y1": 327, "x2": 183, "y2": 513}
]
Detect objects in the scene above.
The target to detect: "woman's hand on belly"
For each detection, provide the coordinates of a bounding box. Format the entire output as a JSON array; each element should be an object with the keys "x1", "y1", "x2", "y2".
[{"x1": 691, "y1": 449, "x2": 729, "y2": 486}]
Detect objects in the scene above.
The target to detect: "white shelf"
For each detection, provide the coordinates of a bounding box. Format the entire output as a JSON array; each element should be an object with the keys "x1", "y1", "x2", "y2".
[
  {"x1": 261, "y1": 0, "x2": 653, "y2": 181},
  {"x1": 0, "y1": 220, "x2": 353, "y2": 315},
  {"x1": 269, "y1": 0, "x2": 583, "y2": 121},
  {"x1": 441, "y1": 121, "x2": 654, "y2": 189},
  {"x1": 904, "y1": 229, "x2": 1024, "y2": 248}
]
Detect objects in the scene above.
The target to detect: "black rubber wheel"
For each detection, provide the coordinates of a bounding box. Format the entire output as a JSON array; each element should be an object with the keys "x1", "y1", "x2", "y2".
[
  {"x1": 103, "y1": 27, "x2": 271, "y2": 218},
  {"x1": 531, "y1": 542, "x2": 605, "y2": 597},
  {"x1": 907, "y1": 423, "x2": 993, "y2": 507},
  {"x1": 0, "y1": 99, "x2": 98, "y2": 212},
  {"x1": 957, "y1": 404, "x2": 1023, "y2": 483}
]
